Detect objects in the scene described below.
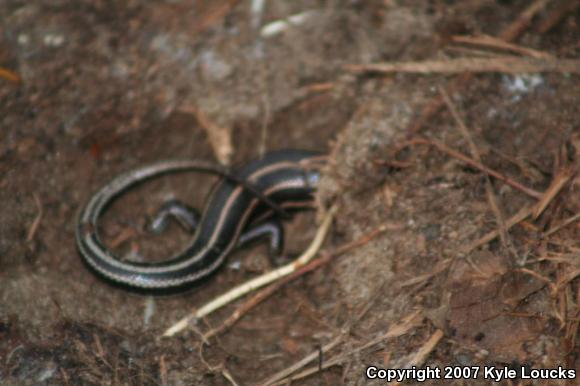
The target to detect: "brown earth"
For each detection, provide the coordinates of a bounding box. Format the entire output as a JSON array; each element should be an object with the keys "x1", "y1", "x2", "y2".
[{"x1": 1, "y1": 1, "x2": 578, "y2": 385}]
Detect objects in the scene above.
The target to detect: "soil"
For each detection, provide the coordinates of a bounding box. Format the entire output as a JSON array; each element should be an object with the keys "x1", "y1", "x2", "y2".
[{"x1": 1, "y1": 1, "x2": 578, "y2": 385}]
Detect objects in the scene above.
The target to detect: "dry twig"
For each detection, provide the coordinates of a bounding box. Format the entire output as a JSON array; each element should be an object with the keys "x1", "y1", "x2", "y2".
[
  {"x1": 159, "y1": 355, "x2": 168, "y2": 386},
  {"x1": 162, "y1": 205, "x2": 337, "y2": 337},
  {"x1": 451, "y1": 35, "x2": 554, "y2": 59},
  {"x1": 261, "y1": 311, "x2": 422, "y2": 386},
  {"x1": 537, "y1": 1, "x2": 579, "y2": 33},
  {"x1": 346, "y1": 57, "x2": 580, "y2": 74},
  {"x1": 516, "y1": 267, "x2": 557, "y2": 292},
  {"x1": 410, "y1": 137, "x2": 543, "y2": 199},
  {"x1": 221, "y1": 368, "x2": 241, "y2": 386},
  {"x1": 532, "y1": 165, "x2": 576, "y2": 219},
  {"x1": 401, "y1": 204, "x2": 535, "y2": 288},
  {"x1": 179, "y1": 104, "x2": 233, "y2": 165},
  {"x1": 460, "y1": 204, "x2": 534, "y2": 254},
  {"x1": 405, "y1": 0, "x2": 552, "y2": 135},
  {"x1": 392, "y1": 329, "x2": 445, "y2": 386},
  {"x1": 501, "y1": 0, "x2": 551, "y2": 40},
  {"x1": 202, "y1": 222, "x2": 393, "y2": 340},
  {"x1": 197, "y1": 338, "x2": 242, "y2": 386},
  {"x1": 260, "y1": 334, "x2": 345, "y2": 386},
  {"x1": 543, "y1": 212, "x2": 580, "y2": 237},
  {"x1": 554, "y1": 269, "x2": 580, "y2": 295},
  {"x1": 439, "y1": 87, "x2": 514, "y2": 254},
  {"x1": 0, "y1": 66, "x2": 21, "y2": 83},
  {"x1": 26, "y1": 194, "x2": 43, "y2": 242}
]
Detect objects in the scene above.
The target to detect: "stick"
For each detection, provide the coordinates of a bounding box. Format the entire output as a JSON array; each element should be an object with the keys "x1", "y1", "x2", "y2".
[
  {"x1": 26, "y1": 194, "x2": 43, "y2": 242},
  {"x1": 405, "y1": 0, "x2": 551, "y2": 135},
  {"x1": 203, "y1": 223, "x2": 392, "y2": 340},
  {"x1": 451, "y1": 35, "x2": 554, "y2": 59},
  {"x1": 460, "y1": 204, "x2": 533, "y2": 254},
  {"x1": 412, "y1": 137, "x2": 543, "y2": 199},
  {"x1": 346, "y1": 57, "x2": 580, "y2": 74},
  {"x1": 439, "y1": 87, "x2": 512, "y2": 252},
  {"x1": 543, "y1": 212, "x2": 580, "y2": 237},
  {"x1": 180, "y1": 104, "x2": 233, "y2": 165},
  {"x1": 401, "y1": 204, "x2": 535, "y2": 288},
  {"x1": 162, "y1": 205, "x2": 337, "y2": 337},
  {"x1": 0, "y1": 67, "x2": 21, "y2": 83},
  {"x1": 532, "y1": 165, "x2": 576, "y2": 219},
  {"x1": 261, "y1": 311, "x2": 422, "y2": 386},
  {"x1": 501, "y1": 0, "x2": 551, "y2": 40},
  {"x1": 260, "y1": 334, "x2": 344, "y2": 386},
  {"x1": 537, "y1": 1, "x2": 579, "y2": 33},
  {"x1": 391, "y1": 329, "x2": 445, "y2": 386}
]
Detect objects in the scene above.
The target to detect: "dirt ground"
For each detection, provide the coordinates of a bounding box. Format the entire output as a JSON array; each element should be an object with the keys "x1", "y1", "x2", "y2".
[{"x1": 1, "y1": 1, "x2": 579, "y2": 385}]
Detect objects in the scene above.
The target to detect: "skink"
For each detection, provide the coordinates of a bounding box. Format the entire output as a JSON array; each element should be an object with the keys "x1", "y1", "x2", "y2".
[{"x1": 76, "y1": 149, "x2": 324, "y2": 291}]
